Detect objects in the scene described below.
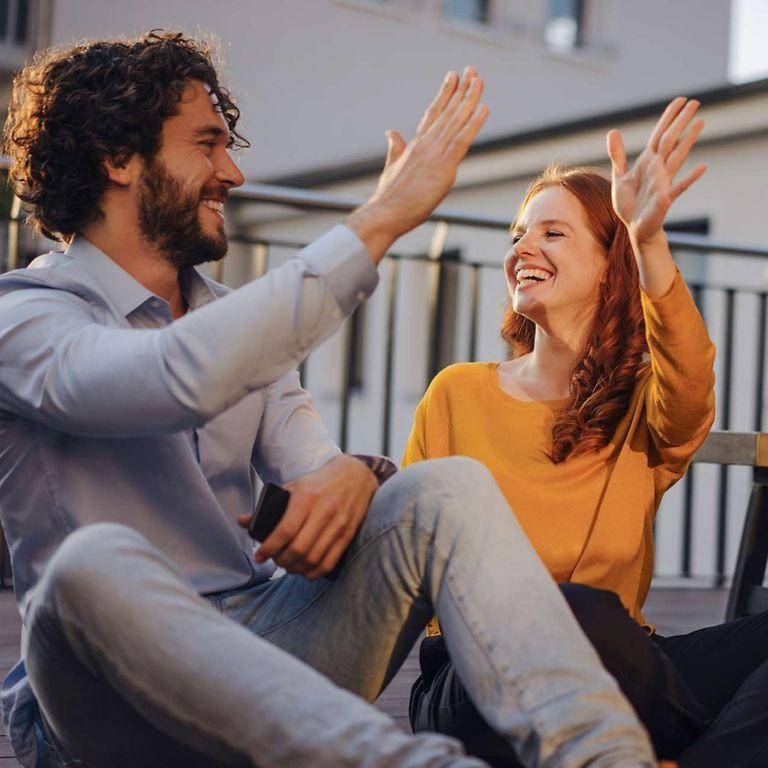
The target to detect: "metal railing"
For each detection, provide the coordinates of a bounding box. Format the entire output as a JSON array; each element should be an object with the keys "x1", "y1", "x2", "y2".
[{"x1": 4, "y1": 178, "x2": 768, "y2": 586}]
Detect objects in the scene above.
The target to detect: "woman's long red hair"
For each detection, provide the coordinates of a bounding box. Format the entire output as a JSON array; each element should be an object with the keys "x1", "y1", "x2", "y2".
[{"x1": 501, "y1": 165, "x2": 648, "y2": 463}]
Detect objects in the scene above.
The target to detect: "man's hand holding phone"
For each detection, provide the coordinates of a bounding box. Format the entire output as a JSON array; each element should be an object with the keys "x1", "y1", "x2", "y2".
[{"x1": 238, "y1": 454, "x2": 378, "y2": 580}]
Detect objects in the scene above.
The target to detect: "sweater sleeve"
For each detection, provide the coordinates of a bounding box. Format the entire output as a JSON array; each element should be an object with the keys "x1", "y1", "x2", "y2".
[{"x1": 642, "y1": 270, "x2": 716, "y2": 480}]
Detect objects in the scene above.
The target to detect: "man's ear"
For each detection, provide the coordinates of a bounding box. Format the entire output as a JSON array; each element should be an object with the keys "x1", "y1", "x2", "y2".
[{"x1": 103, "y1": 154, "x2": 138, "y2": 187}]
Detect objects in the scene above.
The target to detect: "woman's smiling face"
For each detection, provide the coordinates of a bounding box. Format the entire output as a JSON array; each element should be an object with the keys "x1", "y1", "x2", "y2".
[{"x1": 504, "y1": 185, "x2": 608, "y2": 326}]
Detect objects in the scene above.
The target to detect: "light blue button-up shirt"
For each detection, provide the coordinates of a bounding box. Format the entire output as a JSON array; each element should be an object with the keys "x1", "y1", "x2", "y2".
[{"x1": 0, "y1": 225, "x2": 378, "y2": 766}]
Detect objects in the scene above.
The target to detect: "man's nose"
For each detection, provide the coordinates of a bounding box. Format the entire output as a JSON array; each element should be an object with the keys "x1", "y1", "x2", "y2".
[{"x1": 216, "y1": 150, "x2": 245, "y2": 189}]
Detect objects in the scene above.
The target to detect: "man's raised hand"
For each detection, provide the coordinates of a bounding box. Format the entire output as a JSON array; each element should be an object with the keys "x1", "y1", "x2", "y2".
[{"x1": 347, "y1": 67, "x2": 489, "y2": 263}]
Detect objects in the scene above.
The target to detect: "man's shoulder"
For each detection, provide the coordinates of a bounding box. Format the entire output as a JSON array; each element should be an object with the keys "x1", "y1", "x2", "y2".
[{"x1": 0, "y1": 250, "x2": 102, "y2": 310}]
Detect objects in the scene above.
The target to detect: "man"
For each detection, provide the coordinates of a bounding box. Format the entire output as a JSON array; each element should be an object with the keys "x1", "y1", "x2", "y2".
[{"x1": 0, "y1": 31, "x2": 657, "y2": 768}]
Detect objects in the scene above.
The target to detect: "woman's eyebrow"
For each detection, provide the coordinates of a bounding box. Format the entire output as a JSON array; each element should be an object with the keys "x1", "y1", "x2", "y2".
[
  {"x1": 509, "y1": 219, "x2": 573, "y2": 236},
  {"x1": 539, "y1": 219, "x2": 574, "y2": 231}
]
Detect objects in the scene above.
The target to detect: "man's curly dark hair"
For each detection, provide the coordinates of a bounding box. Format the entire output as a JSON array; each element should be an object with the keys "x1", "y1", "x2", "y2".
[{"x1": 4, "y1": 30, "x2": 249, "y2": 242}]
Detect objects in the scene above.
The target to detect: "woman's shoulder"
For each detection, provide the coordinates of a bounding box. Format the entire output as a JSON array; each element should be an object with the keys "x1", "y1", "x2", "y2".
[{"x1": 428, "y1": 361, "x2": 497, "y2": 394}]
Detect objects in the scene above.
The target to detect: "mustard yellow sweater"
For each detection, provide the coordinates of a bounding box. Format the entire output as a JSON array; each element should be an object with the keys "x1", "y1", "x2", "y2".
[{"x1": 402, "y1": 272, "x2": 715, "y2": 630}]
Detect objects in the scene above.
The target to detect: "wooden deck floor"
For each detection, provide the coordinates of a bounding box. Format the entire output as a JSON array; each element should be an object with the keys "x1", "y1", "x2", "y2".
[{"x1": 0, "y1": 585, "x2": 729, "y2": 767}]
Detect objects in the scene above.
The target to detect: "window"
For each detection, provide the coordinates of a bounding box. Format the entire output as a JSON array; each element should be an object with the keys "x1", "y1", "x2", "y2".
[
  {"x1": 0, "y1": 1, "x2": 9, "y2": 39},
  {"x1": 441, "y1": 0, "x2": 489, "y2": 24},
  {"x1": 0, "y1": 0, "x2": 30, "y2": 44},
  {"x1": 14, "y1": 0, "x2": 26, "y2": 43},
  {"x1": 545, "y1": 0, "x2": 584, "y2": 51}
]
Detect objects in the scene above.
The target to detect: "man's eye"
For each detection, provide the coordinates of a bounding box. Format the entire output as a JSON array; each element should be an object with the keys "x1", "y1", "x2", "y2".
[{"x1": 199, "y1": 141, "x2": 216, "y2": 149}]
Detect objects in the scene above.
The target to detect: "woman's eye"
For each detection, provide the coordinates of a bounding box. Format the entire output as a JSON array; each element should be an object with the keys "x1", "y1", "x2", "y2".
[
  {"x1": 546, "y1": 230, "x2": 564, "y2": 238},
  {"x1": 511, "y1": 234, "x2": 522, "y2": 244}
]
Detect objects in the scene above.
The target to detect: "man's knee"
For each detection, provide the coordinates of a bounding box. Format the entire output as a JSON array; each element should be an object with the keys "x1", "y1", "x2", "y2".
[
  {"x1": 375, "y1": 456, "x2": 503, "y2": 531},
  {"x1": 41, "y1": 523, "x2": 152, "y2": 604}
]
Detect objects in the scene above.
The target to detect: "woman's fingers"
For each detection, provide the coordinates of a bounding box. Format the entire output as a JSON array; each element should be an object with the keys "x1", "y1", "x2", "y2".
[
  {"x1": 647, "y1": 96, "x2": 687, "y2": 152},
  {"x1": 658, "y1": 99, "x2": 701, "y2": 161},
  {"x1": 665, "y1": 117, "x2": 704, "y2": 177},
  {"x1": 415, "y1": 71, "x2": 460, "y2": 138},
  {"x1": 606, "y1": 129, "x2": 629, "y2": 176},
  {"x1": 670, "y1": 164, "x2": 707, "y2": 201}
]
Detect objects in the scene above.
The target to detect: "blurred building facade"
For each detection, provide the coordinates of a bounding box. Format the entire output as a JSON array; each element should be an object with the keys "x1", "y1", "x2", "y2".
[{"x1": 8, "y1": 0, "x2": 768, "y2": 583}]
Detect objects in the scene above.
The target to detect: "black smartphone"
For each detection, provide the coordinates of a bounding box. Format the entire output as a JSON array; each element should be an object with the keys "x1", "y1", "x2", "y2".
[{"x1": 248, "y1": 483, "x2": 291, "y2": 541}]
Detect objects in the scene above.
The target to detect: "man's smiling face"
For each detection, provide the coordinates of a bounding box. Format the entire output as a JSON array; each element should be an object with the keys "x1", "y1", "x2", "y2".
[{"x1": 137, "y1": 79, "x2": 245, "y2": 269}]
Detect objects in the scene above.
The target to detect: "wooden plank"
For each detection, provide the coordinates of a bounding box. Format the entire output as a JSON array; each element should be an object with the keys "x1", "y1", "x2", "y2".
[{"x1": 693, "y1": 431, "x2": 764, "y2": 466}]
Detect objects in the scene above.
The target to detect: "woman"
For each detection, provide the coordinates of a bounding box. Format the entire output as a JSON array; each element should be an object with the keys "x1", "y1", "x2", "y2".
[{"x1": 403, "y1": 98, "x2": 768, "y2": 767}]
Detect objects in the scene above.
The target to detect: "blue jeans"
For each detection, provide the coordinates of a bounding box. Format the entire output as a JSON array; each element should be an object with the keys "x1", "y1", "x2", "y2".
[{"x1": 23, "y1": 457, "x2": 655, "y2": 767}]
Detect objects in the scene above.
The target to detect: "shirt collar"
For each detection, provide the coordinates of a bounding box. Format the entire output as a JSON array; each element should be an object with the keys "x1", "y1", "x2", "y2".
[
  {"x1": 67, "y1": 235, "x2": 218, "y2": 317},
  {"x1": 67, "y1": 235, "x2": 155, "y2": 318}
]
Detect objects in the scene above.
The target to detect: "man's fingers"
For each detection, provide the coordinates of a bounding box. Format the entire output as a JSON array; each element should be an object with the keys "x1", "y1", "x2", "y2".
[
  {"x1": 665, "y1": 118, "x2": 704, "y2": 177},
  {"x1": 275, "y1": 505, "x2": 337, "y2": 572},
  {"x1": 302, "y1": 522, "x2": 351, "y2": 579},
  {"x1": 415, "y1": 70, "x2": 459, "y2": 138},
  {"x1": 437, "y1": 76, "x2": 484, "y2": 147},
  {"x1": 447, "y1": 102, "x2": 488, "y2": 162},
  {"x1": 383, "y1": 129, "x2": 407, "y2": 171},
  {"x1": 254, "y1": 497, "x2": 310, "y2": 563},
  {"x1": 670, "y1": 164, "x2": 707, "y2": 201},
  {"x1": 426, "y1": 67, "x2": 477, "y2": 140},
  {"x1": 306, "y1": 538, "x2": 350, "y2": 581},
  {"x1": 606, "y1": 129, "x2": 629, "y2": 176},
  {"x1": 648, "y1": 96, "x2": 687, "y2": 152},
  {"x1": 658, "y1": 99, "x2": 700, "y2": 161}
]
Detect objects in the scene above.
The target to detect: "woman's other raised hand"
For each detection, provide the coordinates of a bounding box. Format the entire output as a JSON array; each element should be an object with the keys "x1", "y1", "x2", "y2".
[
  {"x1": 606, "y1": 98, "x2": 706, "y2": 298},
  {"x1": 607, "y1": 97, "x2": 706, "y2": 249}
]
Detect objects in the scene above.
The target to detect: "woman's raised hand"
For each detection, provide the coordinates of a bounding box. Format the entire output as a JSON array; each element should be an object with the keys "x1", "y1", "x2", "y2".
[{"x1": 607, "y1": 97, "x2": 706, "y2": 248}]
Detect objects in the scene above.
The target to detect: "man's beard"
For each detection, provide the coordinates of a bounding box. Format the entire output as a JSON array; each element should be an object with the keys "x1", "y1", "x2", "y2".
[{"x1": 137, "y1": 156, "x2": 228, "y2": 270}]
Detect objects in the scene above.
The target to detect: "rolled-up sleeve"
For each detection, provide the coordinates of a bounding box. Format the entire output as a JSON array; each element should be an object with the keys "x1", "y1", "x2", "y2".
[{"x1": 0, "y1": 225, "x2": 378, "y2": 437}]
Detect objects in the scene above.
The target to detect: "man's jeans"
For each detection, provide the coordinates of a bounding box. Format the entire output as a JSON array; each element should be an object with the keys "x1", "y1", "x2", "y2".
[{"x1": 23, "y1": 457, "x2": 655, "y2": 768}]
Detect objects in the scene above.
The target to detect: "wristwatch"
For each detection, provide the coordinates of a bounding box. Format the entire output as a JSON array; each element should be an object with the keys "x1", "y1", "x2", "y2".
[{"x1": 351, "y1": 454, "x2": 398, "y2": 486}]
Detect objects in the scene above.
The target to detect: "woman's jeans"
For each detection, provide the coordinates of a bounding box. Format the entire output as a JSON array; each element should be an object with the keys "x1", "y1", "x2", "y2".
[
  {"x1": 411, "y1": 583, "x2": 768, "y2": 768},
  {"x1": 23, "y1": 458, "x2": 654, "y2": 768}
]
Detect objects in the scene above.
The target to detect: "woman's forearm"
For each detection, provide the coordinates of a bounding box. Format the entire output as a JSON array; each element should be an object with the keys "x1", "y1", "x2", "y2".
[{"x1": 631, "y1": 229, "x2": 678, "y2": 300}]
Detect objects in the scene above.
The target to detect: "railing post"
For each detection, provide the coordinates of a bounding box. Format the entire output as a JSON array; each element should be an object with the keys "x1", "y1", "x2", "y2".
[
  {"x1": 382, "y1": 256, "x2": 399, "y2": 458},
  {"x1": 716, "y1": 288, "x2": 736, "y2": 586},
  {"x1": 426, "y1": 221, "x2": 449, "y2": 385},
  {"x1": 7, "y1": 195, "x2": 22, "y2": 272},
  {"x1": 250, "y1": 242, "x2": 269, "y2": 280}
]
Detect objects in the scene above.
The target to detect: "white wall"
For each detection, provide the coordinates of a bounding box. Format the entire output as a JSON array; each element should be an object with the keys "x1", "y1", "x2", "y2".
[{"x1": 48, "y1": 0, "x2": 731, "y2": 179}]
